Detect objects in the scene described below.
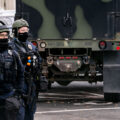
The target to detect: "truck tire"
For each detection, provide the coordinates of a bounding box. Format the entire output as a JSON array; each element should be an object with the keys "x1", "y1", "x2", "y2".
[
  {"x1": 57, "y1": 81, "x2": 71, "y2": 86},
  {"x1": 104, "y1": 93, "x2": 120, "y2": 102},
  {"x1": 48, "y1": 81, "x2": 52, "y2": 89}
]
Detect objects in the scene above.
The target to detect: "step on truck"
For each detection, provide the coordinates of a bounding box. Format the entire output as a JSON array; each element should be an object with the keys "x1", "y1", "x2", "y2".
[{"x1": 16, "y1": 0, "x2": 120, "y2": 102}]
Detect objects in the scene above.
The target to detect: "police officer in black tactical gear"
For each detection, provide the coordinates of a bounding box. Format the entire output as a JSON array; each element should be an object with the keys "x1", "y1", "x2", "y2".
[
  {"x1": 0, "y1": 23, "x2": 25, "y2": 120},
  {"x1": 10, "y1": 18, "x2": 48, "y2": 120}
]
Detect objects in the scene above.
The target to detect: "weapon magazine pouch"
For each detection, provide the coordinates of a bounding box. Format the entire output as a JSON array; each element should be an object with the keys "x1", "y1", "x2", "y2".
[
  {"x1": 4, "y1": 51, "x2": 17, "y2": 83},
  {"x1": 0, "y1": 97, "x2": 21, "y2": 120},
  {"x1": 5, "y1": 97, "x2": 21, "y2": 110},
  {"x1": 4, "y1": 62, "x2": 17, "y2": 83},
  {"x1": 0, "y1": 64, "x2": 4, "y2": 82}
]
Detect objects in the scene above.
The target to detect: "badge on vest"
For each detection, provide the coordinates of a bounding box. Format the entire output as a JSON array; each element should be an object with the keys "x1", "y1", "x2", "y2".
[{"x1": 28, "y1": 44, "x2": 32, "y2": 50}]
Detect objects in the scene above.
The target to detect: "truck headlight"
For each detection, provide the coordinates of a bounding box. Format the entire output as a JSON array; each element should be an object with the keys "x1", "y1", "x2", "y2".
[{"x1": 40, "y1": 42, "x2": 46, "y2": 48}]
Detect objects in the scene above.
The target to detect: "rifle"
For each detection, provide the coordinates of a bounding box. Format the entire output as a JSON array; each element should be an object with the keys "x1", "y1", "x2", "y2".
[
  {"x1": 24, "y1": 51, "x2": 48, "y2": 104},
  {"x1": 24, "y1": 51, "x2": 38, "y2": 105}
]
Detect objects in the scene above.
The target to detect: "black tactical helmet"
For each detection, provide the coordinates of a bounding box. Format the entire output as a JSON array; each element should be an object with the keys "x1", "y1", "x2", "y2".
[
  {"x1": 0, "y1": 21, "x2": 9, "y2": 33},
  {"x1": 0, "y1": 22, "x2": 9, "y2": 50}
]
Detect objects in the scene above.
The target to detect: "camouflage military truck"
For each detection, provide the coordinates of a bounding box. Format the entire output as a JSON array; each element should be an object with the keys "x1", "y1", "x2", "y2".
[{"x1": 16, "y1": 0, "x2": 120, "y2": 101}]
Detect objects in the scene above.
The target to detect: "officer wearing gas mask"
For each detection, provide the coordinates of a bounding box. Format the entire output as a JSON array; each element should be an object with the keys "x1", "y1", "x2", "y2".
[
  {"x1": 10, "y1": 18, "x2": 48, "y2": 120},
  {"x1": 0, "y1": 23, "x2": 25, "y2": 120}
]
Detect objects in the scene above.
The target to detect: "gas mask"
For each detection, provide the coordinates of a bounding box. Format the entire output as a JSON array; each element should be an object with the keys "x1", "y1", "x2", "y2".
[
  {"x1": 0, "y1": 38, "x2": 9, "y2": 50},
  {"x1": 18, "y1": 32, "x2": 29, "y2": 42}
]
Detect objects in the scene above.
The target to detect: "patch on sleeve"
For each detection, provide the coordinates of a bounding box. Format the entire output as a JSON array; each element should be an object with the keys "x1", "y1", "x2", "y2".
[
  {"x1": 8, "y1": 50, "x2": 13, "y2": 56},
  {"x1": 28, "y1": 44, "x2": 33, "y2": 50}
]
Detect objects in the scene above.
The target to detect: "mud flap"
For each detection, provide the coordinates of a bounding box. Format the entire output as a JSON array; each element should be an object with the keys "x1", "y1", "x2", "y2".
[
  {"x1": 103, "y1": 51, "x2": 120, "y2": 93},
  {"x1": 103, "y1": 51, "x2": 120, "y2": 101}
]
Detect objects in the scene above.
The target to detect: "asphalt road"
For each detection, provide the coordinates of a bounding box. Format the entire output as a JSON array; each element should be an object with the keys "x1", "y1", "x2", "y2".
[{"x1": 35, "y1": 81, "x2": 120, "y2": 120}]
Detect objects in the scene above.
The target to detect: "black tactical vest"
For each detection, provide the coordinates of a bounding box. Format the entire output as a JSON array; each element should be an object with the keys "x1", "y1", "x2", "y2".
[{"x1": 0, "y1": 50, "x2": 17, "y2": 84}]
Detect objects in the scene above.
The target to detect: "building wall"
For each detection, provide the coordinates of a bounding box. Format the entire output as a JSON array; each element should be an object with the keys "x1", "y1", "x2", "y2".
[{"x1": 0, "y1": 0, "x2": 15, "y2": 10}]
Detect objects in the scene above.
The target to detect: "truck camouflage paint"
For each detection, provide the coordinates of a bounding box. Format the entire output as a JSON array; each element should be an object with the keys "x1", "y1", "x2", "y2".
[
  {"x1": 16, "y1": 0, "x2": 120, "y2": 39},
  {"x1": 16, "y1": 0, "x2": 120, "y2": 101}
]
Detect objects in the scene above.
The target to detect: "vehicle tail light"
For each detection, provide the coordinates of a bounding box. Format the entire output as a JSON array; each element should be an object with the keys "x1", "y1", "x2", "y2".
[
  {"x1": 116, "y1": 46, "x2": 120, "y2": 50},
  {"x1": 59, "y1": 57, "x2": 64, "y2": 60},
  {"x1": 72, "y1": 56, "x2": 78, "y2": 59},
  {"x1": 99, "y1": 41, "x2": 106, "y2": 49},
  {"x1": 66, "y1": 57, "x2": 71, "y2": 59},
  {"x1": 32, "y1": 41, "x2": 37, "y2": 46}
]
